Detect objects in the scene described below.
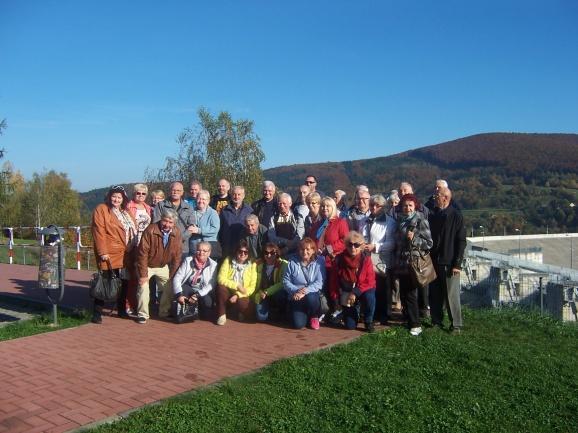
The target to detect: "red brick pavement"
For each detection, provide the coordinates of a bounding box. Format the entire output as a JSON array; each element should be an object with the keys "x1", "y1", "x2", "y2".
[
  {"x1": 0, "y1": 264, "x2": 362, "y2": 433},
  {"x1": 0, "y1": 263, "x2": 93, "y2": 310}
]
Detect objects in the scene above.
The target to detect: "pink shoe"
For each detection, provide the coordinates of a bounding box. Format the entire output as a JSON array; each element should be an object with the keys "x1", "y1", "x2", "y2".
[{"x1": 309, "y1": 317, "x2": 320, "y2": 330}]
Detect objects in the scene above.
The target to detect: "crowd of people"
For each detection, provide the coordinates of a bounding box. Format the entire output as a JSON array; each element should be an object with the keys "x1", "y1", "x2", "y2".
[{"x1": 91, "y1": 176, "x2": 467, "y2": 336}]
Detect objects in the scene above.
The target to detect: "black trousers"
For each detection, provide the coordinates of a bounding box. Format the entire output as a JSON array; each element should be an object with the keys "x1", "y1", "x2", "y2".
[{"x1": 398, "y1": 274, "x2": 420, "y2": 328}]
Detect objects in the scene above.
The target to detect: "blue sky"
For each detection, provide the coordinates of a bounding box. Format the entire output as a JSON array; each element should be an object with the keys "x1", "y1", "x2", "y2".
[{"x1": 1, "y1": 0, "x2": 577, "y2": 192}]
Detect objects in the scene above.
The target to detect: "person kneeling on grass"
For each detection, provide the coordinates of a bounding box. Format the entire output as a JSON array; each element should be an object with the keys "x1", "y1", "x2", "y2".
[
  {"x1": 282, "y1": 237, "x2": 324, "y2": 330},
  {"x1": 172, "y1": 241, "x2": 218, "y2": 321},
  {"x1": 216, "y1": 240, "x2": 257, "y2": 325},
  {"x1": 254, "y1": 243, "x2": 289, "y2": 322},
  {"x1": 330, "y1": 231, "x2": 377, "y2": 332}
]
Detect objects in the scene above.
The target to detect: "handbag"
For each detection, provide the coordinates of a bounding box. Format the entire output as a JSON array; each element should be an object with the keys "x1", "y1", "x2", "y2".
[
  {"x1": 172, "y1": 297, "x2": 199, "y2": 323},
  {"x1": 409, "y1": 250, "x2": 437, "y2": 289},
  {"x1": 370, "y1": 252, "x2": 388, "y2": 276},
  {"x1": 89, "y1": 259, "x2": 122, "y2": 301}
]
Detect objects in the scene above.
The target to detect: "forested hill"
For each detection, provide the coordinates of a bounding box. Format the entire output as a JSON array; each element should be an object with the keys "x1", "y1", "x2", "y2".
[
  {"x1": 264, "y1": 132, "x2": 578, "y2": 234},
  {"x1": 80, "y1": 133, "x2": 578, "y2": 234}
]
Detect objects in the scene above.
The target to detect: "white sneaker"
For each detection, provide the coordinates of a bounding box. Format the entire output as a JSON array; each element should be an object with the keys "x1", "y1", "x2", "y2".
[
  {"x1": 410, "y1": 327, "x2": 422, "y2": 336},
  {"x1": 217, "y1": 314, "x2": 227, "y2": 326}
]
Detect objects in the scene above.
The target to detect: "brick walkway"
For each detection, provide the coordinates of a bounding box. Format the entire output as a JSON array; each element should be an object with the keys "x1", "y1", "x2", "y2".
[{"x1": 0, "y1": 264, "x2": 361, "y2": 433}]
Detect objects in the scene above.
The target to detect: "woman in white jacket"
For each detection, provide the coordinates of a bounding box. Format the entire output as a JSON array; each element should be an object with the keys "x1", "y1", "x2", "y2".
[
  {"x1": 363, "y1": 194, "x2": 397, "y2": 325},
  {"x1": 172, "y1": 241, "x2": 218, "y2": 320}
]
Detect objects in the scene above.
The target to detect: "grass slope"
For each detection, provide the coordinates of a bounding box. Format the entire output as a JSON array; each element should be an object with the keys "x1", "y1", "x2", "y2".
[{"x1": 90, "y1": 308, "x2": 578, "y2": 433}]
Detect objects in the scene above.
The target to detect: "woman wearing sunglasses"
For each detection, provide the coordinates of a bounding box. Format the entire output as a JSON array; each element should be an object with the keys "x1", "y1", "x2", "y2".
[
  {"x1": 254, "y1": 243, "x2": 288, "y2": 322},
  {"x1": 330, "y1": 231, "x2": 377, "y2": 332},
  {"x1": 124, "y1": 183, "x2": 153, "y2": 316},
  {"x1": 216, "y1": 239, "x2": 257, "y2": 325}
]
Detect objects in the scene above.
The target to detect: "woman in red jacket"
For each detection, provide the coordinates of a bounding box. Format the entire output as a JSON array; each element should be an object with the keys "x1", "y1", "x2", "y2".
[
  {"x1": 91, "y1": 185, "x2": 137, "y2": 323},
  {"x1": 330, "y1": 231, "x2": 376, "y2": 332}
]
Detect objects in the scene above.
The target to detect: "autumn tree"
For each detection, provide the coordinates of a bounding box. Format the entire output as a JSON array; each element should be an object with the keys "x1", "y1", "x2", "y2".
[
  {"x1": 147, "y1": 108, "x2": 264, "y2": 202},
  {"x1": 20, "y1": 170, "x2": 82, "y2": 227}
]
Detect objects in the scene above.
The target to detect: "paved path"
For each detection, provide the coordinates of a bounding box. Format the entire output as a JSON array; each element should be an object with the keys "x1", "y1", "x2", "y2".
[{"x1": 0, "y1": 264, "x2": 361, "y2": 433}]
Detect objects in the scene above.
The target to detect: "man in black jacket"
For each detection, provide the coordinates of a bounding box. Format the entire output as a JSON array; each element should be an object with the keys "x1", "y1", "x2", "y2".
[{"x1": 428, "y1": 187, "x2": 467, "y2": 332}]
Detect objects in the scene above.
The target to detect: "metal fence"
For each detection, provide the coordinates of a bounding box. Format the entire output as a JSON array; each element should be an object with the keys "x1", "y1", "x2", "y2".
[{"x1": 0, "y1": 243, "x2": 96, "y2": 270}]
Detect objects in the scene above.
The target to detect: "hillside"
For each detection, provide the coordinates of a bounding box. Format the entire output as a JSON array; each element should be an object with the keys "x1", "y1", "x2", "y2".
[
  {"x1": 80, "y1": 133, "x2": 578, "y2": 234},
  {"x1": 264, "y1": 133, "x2": 578, "y2": 234}
]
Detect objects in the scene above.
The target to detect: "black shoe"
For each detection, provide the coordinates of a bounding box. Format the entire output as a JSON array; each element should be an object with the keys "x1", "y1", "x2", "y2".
[
  {"x1": 365, "y1": 322, "x2": 375, "y2": 333},
  {"x1": 91, "y1": 312, "x2": 102, "y2": 324}
]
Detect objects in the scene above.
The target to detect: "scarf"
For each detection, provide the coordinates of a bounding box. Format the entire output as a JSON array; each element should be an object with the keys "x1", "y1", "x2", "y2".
[
  {"x1": 340, "y1": 253, "x2": 362, "y2": 283},
  {"x1": 190, "y1": 256, "x2": 208, "y2": 286},
  {"x1": 232, "y1": 259, "x2": 250, "y2": 284},
  {"x1": 112, "y1": 207, "x2": 137, "y2": 247}
]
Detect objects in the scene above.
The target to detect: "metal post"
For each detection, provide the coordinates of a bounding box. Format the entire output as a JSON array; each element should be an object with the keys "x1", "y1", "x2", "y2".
[{"x1": 539, "y1": 277, "x2": 543, "y2": 315}]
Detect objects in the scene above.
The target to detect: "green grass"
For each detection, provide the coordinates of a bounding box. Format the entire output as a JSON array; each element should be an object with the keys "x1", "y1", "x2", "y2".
[
  {"x1": 0, "y1": 305, "x2": 90, "y2": 342},
  {"x1": 89, "y1": 308, "x2": 578, "y2": 433}
]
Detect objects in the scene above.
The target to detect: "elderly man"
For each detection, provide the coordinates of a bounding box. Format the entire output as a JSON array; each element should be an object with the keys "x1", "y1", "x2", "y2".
[
  {"x1": 347, "y1": 188, "x2": 371, "y2": 234},
  {"x1": 153, "y1": 181, "x2": 196, "y2": 255},
  {"x1": 185, "y1": 180, "x2": 202, "y2": 209},
  {"x1": 136, "y1": 208, "x2": 182, "y2": 323},
  {"x1": 391, "y1": 181, "x2": 429, "y2": 220},
  {"x1": 241, "y1": 214, "x2": 269, "y2": 259},
  {"x1": 425, "y1": 179, "x2": 460, "y2": 212},
  {"x1": 428, "y1": 187, "x2": 467, "y2": 333},
  {"x1": 219, "y1": 185, "x2": 253, "y2": 256},
  {"x1": 210, "y1": 178, "x2": 231, "y2": 214},
  {"x1": 268, "y1": 193, "x2": 304, "y2": 257},
  {"x1": 251, "y1": 180, "x2": 278, "y2": 228}
]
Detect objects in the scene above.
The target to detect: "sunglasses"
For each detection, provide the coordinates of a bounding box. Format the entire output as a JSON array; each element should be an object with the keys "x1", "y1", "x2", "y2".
[
  {"x1": 305, "y1": 181, "x2": 316, "y2": 184},
  {"x1": 238, "y1": 250, "x2": 249, "y2": 255},
  {"x1": 135, "y1": 192, "x2": 147, "y2": 196},
  {"x1": 347, "y1": 242, "x2": 363, "y2": 248},
  {"x1": 111, "y1": 185, "x2": 125, "y2": 192},
  {"x1": 264, "y1": 251, "x2": 276, "y2": 257}
]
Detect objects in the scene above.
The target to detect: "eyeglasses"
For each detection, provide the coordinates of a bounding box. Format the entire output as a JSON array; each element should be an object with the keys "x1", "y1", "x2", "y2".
[
  {"x1": 135, "y1": 192, "x2": 147, "y2": 196},
  {"x1": 238, "y1": 250, "x2": 249, "y2": 255},
  {"x1": 347, "y1": 242, "x2": 363, "y2": 248},
  {"x1": 264, "y1": 251, "x2": 276, "y2": 257},
  {"x1": 197, "y1": 249, "x2": 211, "y2": 254}
]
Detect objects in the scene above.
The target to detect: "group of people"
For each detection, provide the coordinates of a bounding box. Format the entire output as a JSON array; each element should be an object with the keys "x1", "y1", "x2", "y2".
[{"x1": 91, "y1": 175, "x2": 466, "y2": 336}]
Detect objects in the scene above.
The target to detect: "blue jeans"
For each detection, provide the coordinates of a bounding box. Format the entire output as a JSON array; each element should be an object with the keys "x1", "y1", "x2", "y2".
[
  {"x1": 343, "y1": 289, "x2": 376, "y2": 330},
  {"x1": 255, "y1": 290, "x2": 287, "y2": 322},
  {"x1": 289, "y1": 292, "x2": 320, "y2": 329}
]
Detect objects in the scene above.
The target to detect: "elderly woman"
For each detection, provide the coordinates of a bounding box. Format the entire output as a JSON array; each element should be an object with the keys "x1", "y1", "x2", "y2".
[
  {"x1": 91, "y1": 185, "x2": 137, "y2": 323},
  {"x1": 172, "y1": 241, "x2": 217, "y2": 320},
  {"x1": 216, "y1": 239, "x2": 257, "y2": 325},
  {"x1": 282, "y1": 237, "x2": 324, "y2": 330},
  {"x1": 304, "y1": 192, "x2": 322, "y2": 236},
  {"x1": 330, "y1": 231, "x2": 376, "y2": 332},
  {"x1": 334, "y1": 190, "x2": 348, "y2": 215},
  {"x1": 394, "y1": 194, "x2": 433, "y2": 336},
  {"x1": 363, "y1": 194, "x2": 397, "y2": 325},
  {"x1": 254, "y1": 243, "x2": 288, "y2": 322},
  {"x1": 150, "y1": 189, "x2": 165, "y2": 206},
  {"x1": 124, "y1": 183, "x2": 153, "y2": 315},
  {"x1": 188, "y1": 189, "x2": 221, "y2": 259}
]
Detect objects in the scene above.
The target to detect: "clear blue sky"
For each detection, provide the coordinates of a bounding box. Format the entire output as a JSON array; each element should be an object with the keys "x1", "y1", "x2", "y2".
[{"x1": 1, "y1": 0, "x2": 577, "y2": 192}]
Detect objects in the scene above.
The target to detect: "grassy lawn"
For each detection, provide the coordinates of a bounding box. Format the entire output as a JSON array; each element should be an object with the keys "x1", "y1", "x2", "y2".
[
  {"x1": 0, "y1": 303, "x2": 90, "y2": 342},
  {"x1": 89, "y1": 308, "x2": 578, "y2": 433}
]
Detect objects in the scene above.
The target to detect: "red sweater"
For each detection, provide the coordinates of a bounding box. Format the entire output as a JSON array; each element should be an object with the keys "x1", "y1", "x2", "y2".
[{"x1": 329, "y1": 253, "x2": 376, "y2": 300}]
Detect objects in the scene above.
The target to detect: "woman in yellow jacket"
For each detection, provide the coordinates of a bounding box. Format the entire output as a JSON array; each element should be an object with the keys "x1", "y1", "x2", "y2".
[{"x1": 216, "y1": 239, "x2": 257, "y2": 325}]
